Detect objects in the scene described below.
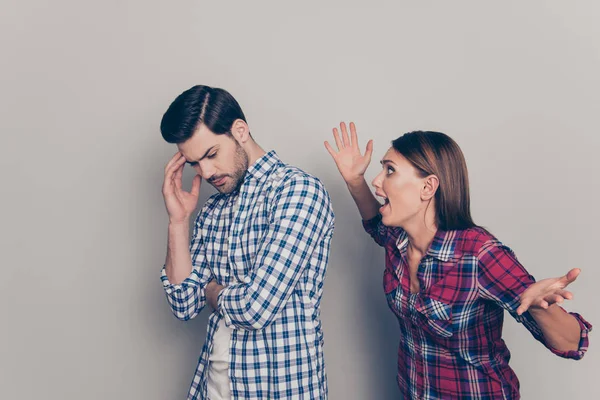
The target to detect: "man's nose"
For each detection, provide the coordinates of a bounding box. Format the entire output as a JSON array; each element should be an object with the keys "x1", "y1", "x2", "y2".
[{"x1": 199, "y1": 162, "x2": 215, "y2": 181}]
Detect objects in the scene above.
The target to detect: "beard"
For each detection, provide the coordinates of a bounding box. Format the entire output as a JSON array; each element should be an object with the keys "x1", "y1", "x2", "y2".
[{"x1": 213, "y1": 142, "x2": 249, "y2": 194}]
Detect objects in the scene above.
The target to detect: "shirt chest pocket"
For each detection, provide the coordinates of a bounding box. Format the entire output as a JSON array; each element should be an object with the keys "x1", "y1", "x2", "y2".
[{"x1": 414, "y1": 295, "x2": 453, "y2": 338}]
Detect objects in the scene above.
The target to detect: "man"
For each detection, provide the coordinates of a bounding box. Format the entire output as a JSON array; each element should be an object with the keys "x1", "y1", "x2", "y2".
[{"x1": 159, "y1": 85, "x2": 335, "y2": 399}]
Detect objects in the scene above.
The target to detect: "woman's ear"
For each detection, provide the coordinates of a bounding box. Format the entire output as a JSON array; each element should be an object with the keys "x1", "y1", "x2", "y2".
[{"x1": 421, "y1": 175, "x2": 439, "y2": 201}]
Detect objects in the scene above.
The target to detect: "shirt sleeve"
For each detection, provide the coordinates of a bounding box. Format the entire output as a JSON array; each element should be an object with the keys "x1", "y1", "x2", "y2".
[
  {"x1": 361, "y1": 213, "x2": 403, "y2": 247},
  {"x1": 477, "y1": 240, "x2": 591, "y2": 360},
  {"x1": 217, "y1": 175, "x2": 334, "y2": 330},
  {"x1": 160, "y1": 211, "x2": 214, "y2": 321}
]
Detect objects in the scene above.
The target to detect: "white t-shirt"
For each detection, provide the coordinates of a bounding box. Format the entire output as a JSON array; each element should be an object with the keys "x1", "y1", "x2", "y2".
[{"x1": 207, "y1": 318, "x2": 233, "y2": 400}]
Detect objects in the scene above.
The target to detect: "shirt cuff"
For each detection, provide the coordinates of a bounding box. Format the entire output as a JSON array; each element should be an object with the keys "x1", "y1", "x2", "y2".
[
  {"x1": 547, "y1": 311, "x2": 592, "y2": 360},
  {"x1": 362, "y1": 213, "x2": 382, "y2": 232},
  {"x1": 160, "y1": 264, "x2": 196, "y2": 294}
]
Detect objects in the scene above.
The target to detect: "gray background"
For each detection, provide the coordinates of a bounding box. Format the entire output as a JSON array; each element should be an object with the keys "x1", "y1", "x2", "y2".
[{"x1": 1, "y1": 1, "x2": 598, "y2": 399}]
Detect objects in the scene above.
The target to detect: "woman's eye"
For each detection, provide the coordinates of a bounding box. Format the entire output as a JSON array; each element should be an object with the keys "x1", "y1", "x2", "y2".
[
  {"x1": 386, "y1": 167, "x2": 395, "y2": 175},
  {"x1": 207, "y1": 153, "x2": 217, "y2": 159}
]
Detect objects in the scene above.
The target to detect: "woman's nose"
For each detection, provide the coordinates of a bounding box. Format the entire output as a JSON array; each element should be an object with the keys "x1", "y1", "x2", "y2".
[{"x1": 372, "y1": 170, "x2": 383, "y2": 189}]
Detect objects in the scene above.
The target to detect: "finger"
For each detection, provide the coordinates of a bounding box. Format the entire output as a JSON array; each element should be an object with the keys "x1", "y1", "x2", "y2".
[
  {"x1": 544, "y1": 290, "x2": 573, "y2": 303},
  {"x1": 350, "y1": 122, "x2": 358, "y2": 149},
  {"x1": 340, "y1": 122, "x2": 351, "y2": 147},
  {"x1": 163, "y1": 158, "x2": 182, "y2": 193},
  {"x1": 190, "y1": 174, "x2": 202, "y2": 197},
  {"x1": 517, "y1": 298, "x2": 533, "y2": 315},
  {"x1": 554, "y1": 289, "x2": 573, "y2": 301},
  {"x1": 173, "y1": 163, "x2": 184, "y2": 191},
  {"x1": 166, "y1": 151, "x2": 182, "y2": 166},
  {"x1": 546, "y1": 294, "x2": 565, "y2": 305},
  {"x1": 162, "y1": 175, "x2": 173, "y2": 194},
  {"x1": 539, "y1": 300, "x2": 549, "y2": 309},
  {"x1": 333, "y1": 128, "x2": 344, "y2": 150},
  {"x1": 324, "y1": 141, "x2": 337, "y2": 158},
  {"x1": 165, "y1": 152, "x2": 183, "y2": 174},
  {"x1": 364, "y1": 139, "x2": 374, "y2": 164},
  {"x1": 165, "y1": 154, "x2": 186, "y2": 178}
]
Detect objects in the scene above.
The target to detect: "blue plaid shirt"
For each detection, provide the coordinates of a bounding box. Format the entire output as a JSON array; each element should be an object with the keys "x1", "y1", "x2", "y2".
[{"x1": 161, "y1": 151, "x2": 335, "y2": 399}]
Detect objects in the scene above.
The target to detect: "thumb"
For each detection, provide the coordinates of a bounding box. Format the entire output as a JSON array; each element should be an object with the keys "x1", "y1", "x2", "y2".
[
  {"x1": 364, "y1": 140, "x2": 374, "y2": 164},
  {"x1": 564, "y1": 268, "x2": 580, "y2": 285},
  {"x1": 191, "y1": 174, "x2": 202, "y2": 197}
]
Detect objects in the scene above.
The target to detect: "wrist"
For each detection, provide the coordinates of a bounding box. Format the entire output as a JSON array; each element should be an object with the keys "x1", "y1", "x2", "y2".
[
  {"x1": 346, "y1": 176, "x2": 366, "y2": 189},
  {"x1": 207, "y1": 281, "x2": 225, "y2": 309},
  {"x1": 528, "y1": 304, "x2": 558, "y2": 318},
  {"x1": 168, "y1": 218, "x2": 190, "y2": 228},
  {"x1": 527, "y1": 307, "x2": 545, "y2": 317}
]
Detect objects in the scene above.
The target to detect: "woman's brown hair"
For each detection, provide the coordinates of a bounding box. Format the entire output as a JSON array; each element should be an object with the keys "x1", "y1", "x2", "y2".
[{"x1": 392, "y1": 131, "x2": 476, "y2": 231}]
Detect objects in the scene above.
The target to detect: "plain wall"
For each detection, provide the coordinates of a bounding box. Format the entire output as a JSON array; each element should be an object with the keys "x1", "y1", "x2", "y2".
[{"x1": 1, "y1": 1, "x2": 598, "y2": 399}]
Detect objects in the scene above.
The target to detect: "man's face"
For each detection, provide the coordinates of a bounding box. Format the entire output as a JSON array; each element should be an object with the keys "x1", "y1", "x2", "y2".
[{"x1": 178, "y1": 124, "x2": 249, "y2": 194}]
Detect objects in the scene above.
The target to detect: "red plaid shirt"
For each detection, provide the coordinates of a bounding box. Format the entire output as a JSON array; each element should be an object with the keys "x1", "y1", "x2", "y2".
[{"x1": 363, "y1": 215, "x2": 591, "y2": 400}]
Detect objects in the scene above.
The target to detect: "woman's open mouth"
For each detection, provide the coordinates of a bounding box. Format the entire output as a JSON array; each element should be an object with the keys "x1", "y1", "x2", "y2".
[{"x1": 379, "y1": 196, "x2": 389, "y2": 213}]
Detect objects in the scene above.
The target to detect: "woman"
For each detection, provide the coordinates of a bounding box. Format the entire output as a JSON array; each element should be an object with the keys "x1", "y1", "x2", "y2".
[{"x1": 325, "y1": 122, "x2": 591, "y2": 399}]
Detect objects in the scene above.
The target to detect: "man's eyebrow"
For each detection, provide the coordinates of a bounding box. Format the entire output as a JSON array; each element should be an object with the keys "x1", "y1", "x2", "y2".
[{"x1": 185, "y1": 146, "x2": 217, "y2": 164}]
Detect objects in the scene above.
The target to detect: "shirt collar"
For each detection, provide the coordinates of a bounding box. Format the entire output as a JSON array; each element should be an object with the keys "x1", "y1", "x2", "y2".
[
  {"x1": 396, "y1": 229, "x2": 456, "y2": 262},
  {"x1": 244, "y1": 150, "x2": 281, "y2": 183}
]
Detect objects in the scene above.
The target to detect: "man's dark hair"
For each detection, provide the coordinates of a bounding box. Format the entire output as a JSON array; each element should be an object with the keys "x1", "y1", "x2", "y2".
[{"x1": 160, "y1": 85, "x2": 247, "y2": 144}]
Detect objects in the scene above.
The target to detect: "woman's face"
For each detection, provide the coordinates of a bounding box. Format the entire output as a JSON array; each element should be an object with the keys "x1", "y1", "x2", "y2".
[{"x1": 372, "y1": 147, "x2": 427, "y2": 227}]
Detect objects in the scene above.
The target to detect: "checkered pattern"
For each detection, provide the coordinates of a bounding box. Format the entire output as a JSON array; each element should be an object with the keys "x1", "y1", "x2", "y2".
[
  {"x1": 363, "y1": 214, "x2": 591, "y2": 399},
  {"x1": 162, "y1": 151, "x2": 334, "y2": 399}
]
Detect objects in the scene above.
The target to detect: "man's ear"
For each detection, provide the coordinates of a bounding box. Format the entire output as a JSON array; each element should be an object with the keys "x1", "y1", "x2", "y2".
[{"x1": 230, "y1": 119, "x2": 251, "y2": 144}]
